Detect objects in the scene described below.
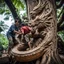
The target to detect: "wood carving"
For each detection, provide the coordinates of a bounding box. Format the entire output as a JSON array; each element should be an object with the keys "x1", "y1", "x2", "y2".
[{"x1": 11, "y1": 0, "x2": 63, "y2": 64}]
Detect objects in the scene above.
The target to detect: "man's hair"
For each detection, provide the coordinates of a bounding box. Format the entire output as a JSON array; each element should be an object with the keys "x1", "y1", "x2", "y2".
[
  {"x1": 15, "y1": 18, "x2": 28, "y2": 26},
  {"x1": 15, "y1": 19, "x2": 19, "y2": 23}
]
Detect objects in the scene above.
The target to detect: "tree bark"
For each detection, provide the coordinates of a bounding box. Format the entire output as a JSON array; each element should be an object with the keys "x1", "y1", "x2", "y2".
[{"x1": 26, "y1": 0, "x2": 64, "y2": 64}]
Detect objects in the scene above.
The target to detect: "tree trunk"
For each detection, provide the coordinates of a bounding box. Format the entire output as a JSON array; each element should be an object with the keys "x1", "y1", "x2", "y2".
[
  {"x1": 4, "y1": 0, "x2": 19, "y2": 19},
  {"x1": 4, "y1": 0, "x2": 26, "y2": 25},
  {"x1": 26, "y1": 0, "x2": 64, "y2": 64}
]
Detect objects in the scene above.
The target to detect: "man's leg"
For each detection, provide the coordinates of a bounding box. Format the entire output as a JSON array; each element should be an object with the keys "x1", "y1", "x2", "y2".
[
  {"x1": 8, "y1": 36, "x2": 13, "y2": 53},
  {"x1": 15, "y1": 34, "x2": 21, "y2": 44},
  {"x1": 25, "y1": 34, "x2": 32, "y2": 49}
]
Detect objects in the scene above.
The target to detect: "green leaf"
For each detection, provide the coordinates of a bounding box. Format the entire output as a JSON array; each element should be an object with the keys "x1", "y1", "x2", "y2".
[
  {"x1": 20, "y1": 2, "x2": 25, "y2": 10},
  {"x1": 58, "y1": 31, "x2": 64, "y2": 44},
  {"x1": 0, "y1": 27, "x2": 3, "y2": 32},
  {"x1": 4, "y1": 11, "x2": 10, "y2": 15},
  {"x1": 4, "y1": 16, "x2": 9, "y2": 20},
  {"x1": 0, "y1": 34, "x2": 8, "y2": 50},
  {"x1": 0, "y1": 21, "x2": 4, "y2": 25},
  {"x1": 0, "y1": 9, "x2": 5, "y2": 14},
  {"x1": 0, "y1": 21, "x2": 8, "y2": 32}
]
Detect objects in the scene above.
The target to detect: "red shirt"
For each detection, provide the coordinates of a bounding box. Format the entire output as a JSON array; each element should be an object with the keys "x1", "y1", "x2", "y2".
[{"x1": 20, "y1": 26, "x2": 31, "y2": 34}]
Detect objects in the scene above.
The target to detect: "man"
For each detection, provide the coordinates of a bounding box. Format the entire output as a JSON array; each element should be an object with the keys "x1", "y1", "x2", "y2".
[{"x1": 7, "y1": 19, "x2": 21, "y2": 53}]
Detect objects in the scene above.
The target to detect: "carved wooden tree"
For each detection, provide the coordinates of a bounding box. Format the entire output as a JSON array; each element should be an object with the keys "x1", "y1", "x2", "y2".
[
  {"x1": 26, "y1": 0, "x2": 63, "y2": 64},
  {"x1": 11, "y1": 0, "x2": 64, "y2": 64}
]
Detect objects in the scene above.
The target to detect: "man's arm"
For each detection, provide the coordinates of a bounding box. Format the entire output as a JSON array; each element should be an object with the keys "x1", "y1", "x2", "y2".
[
  {"x1": 11, "y1": 25, "x2": 21, "y2": 34},
  {"x1": 14, "y1": 30, "x2": 21, "y2": 34}
]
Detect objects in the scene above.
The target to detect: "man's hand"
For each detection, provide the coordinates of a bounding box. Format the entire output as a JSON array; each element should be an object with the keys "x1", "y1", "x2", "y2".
[{"x1": 14, "y1": 30, "x2": 21, "y2": 34}]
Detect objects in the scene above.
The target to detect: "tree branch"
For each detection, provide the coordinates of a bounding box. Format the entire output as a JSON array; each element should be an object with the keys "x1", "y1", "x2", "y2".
[
  {"x1": 4, "y1": 0, "x2": 19, "y2": 19},
  {"x1": 56, "y1": 0, "x2": 64, "y2": 9}
]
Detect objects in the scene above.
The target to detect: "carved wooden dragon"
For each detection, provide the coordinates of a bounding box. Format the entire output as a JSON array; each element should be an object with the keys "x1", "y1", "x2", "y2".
[{"x1": 11, "y1": 0, "x2": 59, "y2": 63}]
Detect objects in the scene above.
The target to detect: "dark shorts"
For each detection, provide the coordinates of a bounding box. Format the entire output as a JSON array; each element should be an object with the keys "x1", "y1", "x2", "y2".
[{"x1": 7, "y1": 34, "x2": 18, "y2": 49}]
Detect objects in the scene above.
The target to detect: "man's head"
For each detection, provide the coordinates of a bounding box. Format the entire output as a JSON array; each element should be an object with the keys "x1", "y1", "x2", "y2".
[{"x1": 15, "y1": 19, "x2": 20, "y2": 26}]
